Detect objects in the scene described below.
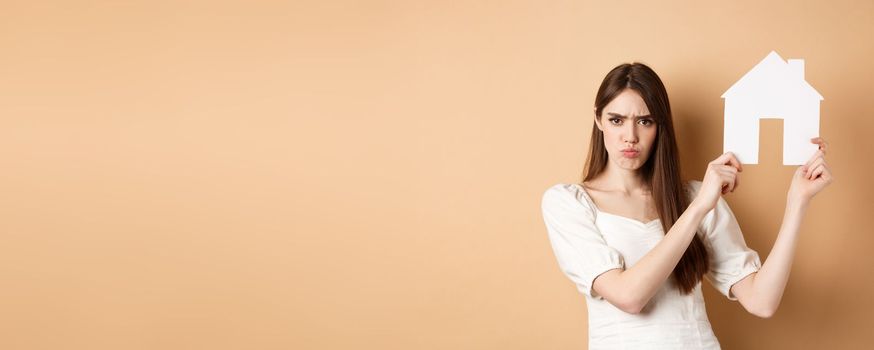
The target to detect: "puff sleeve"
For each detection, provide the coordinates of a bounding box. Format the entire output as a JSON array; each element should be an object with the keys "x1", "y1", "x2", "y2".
[
  {"x1": 688, "y1": 181, "x2": 763, "y2": 301},
  {"x1": 541, "y1": 184, "x2": 625, "y2": 299}
]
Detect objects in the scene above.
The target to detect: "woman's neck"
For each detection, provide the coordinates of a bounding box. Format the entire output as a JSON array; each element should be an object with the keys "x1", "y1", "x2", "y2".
[{"x1": 589, "y1": 162, "x2": 650, "y2": 196}]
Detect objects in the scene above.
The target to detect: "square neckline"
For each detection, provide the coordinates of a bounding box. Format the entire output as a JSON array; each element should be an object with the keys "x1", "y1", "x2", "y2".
[{"x1": 573, "y1": 183, "x2": 662, "y2": 227}]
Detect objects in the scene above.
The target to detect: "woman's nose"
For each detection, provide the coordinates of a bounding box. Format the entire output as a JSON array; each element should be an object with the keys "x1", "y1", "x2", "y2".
[{"x1": 623, "y1": 124, "x2": 638, "y2": 143}]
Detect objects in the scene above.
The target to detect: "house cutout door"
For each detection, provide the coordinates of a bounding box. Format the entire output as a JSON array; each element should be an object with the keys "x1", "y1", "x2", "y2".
[{"x1": 758, "y1": 118, "x2": 784, "y2": 164}]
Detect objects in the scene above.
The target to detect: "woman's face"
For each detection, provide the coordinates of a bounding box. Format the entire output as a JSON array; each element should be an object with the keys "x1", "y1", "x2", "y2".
[{"x1": 595, "y1": 89, "x2": 658, "y2": 172}]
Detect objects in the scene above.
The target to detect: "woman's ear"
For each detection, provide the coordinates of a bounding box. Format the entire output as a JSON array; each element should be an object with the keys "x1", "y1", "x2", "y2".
[{"x1": 593, "y1": 107, "x2": 603, "y2": 131}]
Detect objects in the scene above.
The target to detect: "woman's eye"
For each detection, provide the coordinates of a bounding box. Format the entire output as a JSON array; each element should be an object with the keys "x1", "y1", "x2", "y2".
[
  {"x1": 639, "y1": 119, "x2": 653, "y2": 126},
  {"x1": 609, "y1": 118, "x2": 622, "y2": 125}
]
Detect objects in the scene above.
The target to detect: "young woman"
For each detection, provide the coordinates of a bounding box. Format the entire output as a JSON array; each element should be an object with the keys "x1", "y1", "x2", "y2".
[{"x1": 541, "y1": 62, "x2": 833, "y2": 349}]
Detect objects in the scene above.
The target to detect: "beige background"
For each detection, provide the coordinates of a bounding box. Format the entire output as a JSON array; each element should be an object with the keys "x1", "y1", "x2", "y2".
[{"x1": 1, "y1": 0, "x2": 872, "y2": 349}]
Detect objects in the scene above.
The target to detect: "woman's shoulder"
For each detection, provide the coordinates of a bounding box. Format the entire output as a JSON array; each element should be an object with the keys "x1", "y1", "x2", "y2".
[
  {"x1": 542, "y1": 183, "x2": 592, "y2": 208},
  {"x1": 543, "y1": 182, "x2": 583, "y2": 199}
]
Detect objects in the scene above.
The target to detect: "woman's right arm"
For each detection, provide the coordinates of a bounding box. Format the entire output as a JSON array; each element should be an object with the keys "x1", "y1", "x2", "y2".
[{"x1": 592, "y1": 152, "x2": 743, "y2": 314}]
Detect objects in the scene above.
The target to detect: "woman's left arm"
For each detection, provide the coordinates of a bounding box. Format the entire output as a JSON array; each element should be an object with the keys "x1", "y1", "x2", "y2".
[{"x1": 730, "y1": 137, "x2": 834, "y2": 318}]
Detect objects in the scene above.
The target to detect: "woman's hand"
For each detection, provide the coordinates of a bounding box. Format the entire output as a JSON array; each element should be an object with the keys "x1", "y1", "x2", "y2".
[
  {"x1": 788, "y1": 137, "x2": 833, "y2": 205},
  {"x1": 693, "y1": 152, "x2": 743, "y2": 212}
]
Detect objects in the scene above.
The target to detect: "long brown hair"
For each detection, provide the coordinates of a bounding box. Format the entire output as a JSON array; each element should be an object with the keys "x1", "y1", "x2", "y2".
[{"x1": 582, "y1": 62, "x2": 709, "y2": 294}]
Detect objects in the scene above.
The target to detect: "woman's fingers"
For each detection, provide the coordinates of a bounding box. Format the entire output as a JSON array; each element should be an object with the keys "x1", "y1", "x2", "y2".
[
  {"x1": 803, "y1": 137, "x2": 827, "y2": 168},
  {"x1": 805, "y1": 158, "x2": 826, "y2": 180},
  {"x1": 707, "y1": 153, "x2": 743, "y2": 196},
  {"x1": 717, "y1": 167, "x2": 738, "y2": 193},
  {"x1": 809, "y1": 164, "x2": 826, "y2": 180},
  {"x1": 821, "y1": 165, "x2": 834, "y2": 183},
  {"x1": 727, "y1": 152, "x2": 743, "y2": 172},
  {"x1": 810, "y1": 160, "x2": 834, "y2": 181},
  {"x1": 710, "y1": 152, "x2": 732, "y2": 165},
  {"x1": 712, "y1": 152, "x2": 743, "y2": 172},
  {"x1": 803, "y1": 149, "x2": 825, "y2": 170},
  {"x1": 717, "y1": 164, "x2": 739, "y2": 174},
  {"x1": 807, "y1": 137, "x2": 833, "y2": 183},
  {"x1": 812, "y1": 137, "x2": 828, "y2": 155},
  {"x1": 721, "y1": 168, "x2": 739, "y2": 192},
  {"x1": 734, "y1": 170, "x2": 740, "y2": 192}
]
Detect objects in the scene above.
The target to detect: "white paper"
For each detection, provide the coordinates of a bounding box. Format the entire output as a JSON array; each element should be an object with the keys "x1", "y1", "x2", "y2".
[{"x1": 722, "y1": 51, "x2": 823, "y2": 165}]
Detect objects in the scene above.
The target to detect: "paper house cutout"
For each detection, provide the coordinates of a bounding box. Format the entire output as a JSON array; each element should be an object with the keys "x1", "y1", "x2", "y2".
[{"x1": 722, "y1": 51, "x2": 823, "y2": 165}]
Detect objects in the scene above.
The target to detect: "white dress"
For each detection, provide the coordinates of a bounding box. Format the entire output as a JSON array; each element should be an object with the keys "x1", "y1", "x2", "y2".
[{"x1": 541, "y1": 180, "x2": 762, "y2": 350}]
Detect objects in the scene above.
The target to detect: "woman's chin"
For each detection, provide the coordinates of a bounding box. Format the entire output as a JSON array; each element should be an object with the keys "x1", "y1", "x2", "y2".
[{"x1": 614, "y1": 159, "x2": 645, "y2": 171}]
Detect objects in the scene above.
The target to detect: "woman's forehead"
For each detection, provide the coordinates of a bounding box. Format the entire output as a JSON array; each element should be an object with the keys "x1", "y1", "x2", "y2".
[{"x1": 604, "y1": 89, "x2": 651, "y2": 116}]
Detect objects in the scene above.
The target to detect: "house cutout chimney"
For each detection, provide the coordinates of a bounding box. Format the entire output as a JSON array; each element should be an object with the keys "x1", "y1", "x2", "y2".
[
  {"x1": 722, "y1": 51, "x2": 822, "y2": 165},
  {"x1": 788, "y1": 59, "x2": 804, "y2": 79}
]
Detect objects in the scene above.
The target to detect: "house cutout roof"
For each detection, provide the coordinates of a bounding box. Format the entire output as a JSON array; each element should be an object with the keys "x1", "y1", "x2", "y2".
[{"x1": 722, "y1": 50, "x2": 823, "y2": 101}]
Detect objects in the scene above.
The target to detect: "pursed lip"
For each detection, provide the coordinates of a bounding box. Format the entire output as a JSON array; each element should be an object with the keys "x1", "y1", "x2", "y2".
[{"x1": 621, "y1": 148, "x2": 640, "y2": 158}]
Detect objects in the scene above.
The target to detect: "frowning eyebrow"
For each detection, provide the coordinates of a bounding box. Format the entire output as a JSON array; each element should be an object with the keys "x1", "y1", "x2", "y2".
[{"x1": 606, "y1": 112, "x2": 652, "y2": 119}]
